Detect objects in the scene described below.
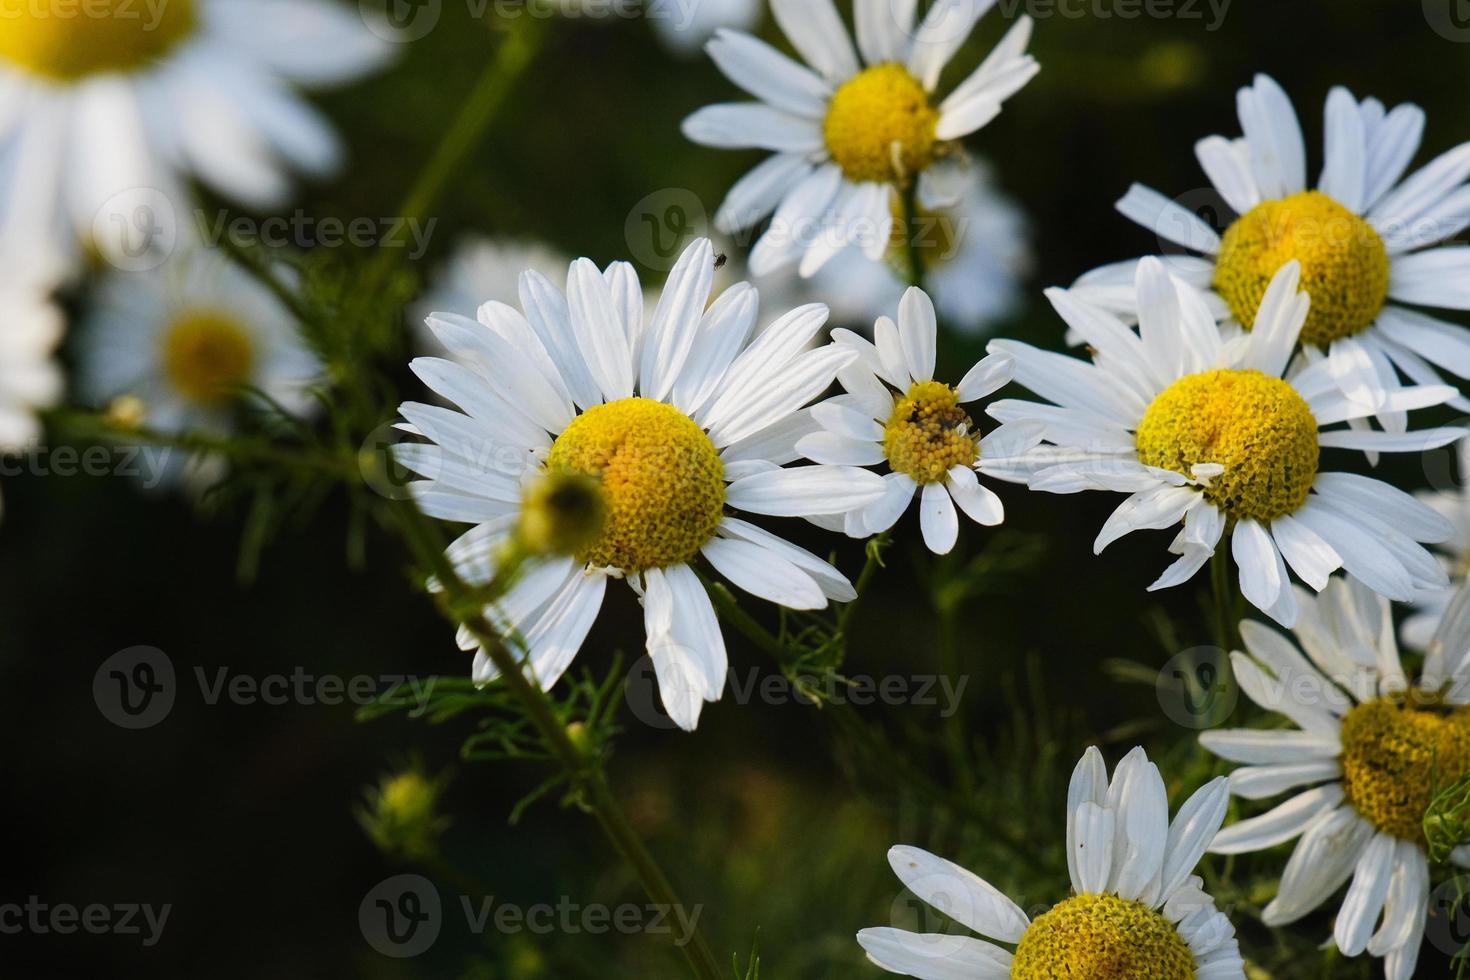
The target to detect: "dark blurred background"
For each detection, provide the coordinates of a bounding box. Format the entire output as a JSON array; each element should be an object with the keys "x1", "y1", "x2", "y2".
[{"x1": 4, "y1": 0, "x2": 1468, "y2": 976}]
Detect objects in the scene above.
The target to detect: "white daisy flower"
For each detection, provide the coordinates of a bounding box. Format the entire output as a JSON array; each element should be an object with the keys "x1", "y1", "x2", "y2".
[
  {"x1": 1201, "y1": 576, "x2": 1470, "y2": 980},
  {"x1": 77, "y1": 249, "x2": 324, "y2": 473},
  {"x1": 683, "y1": 0, "x2": 1038, "y2": 277},
  {"x1": 0, "y1": 282, "x2": 64, "y2": 518},
  {"x1": 995, "y1": 257, "x2": 1465, "y2": 626},
  {"x1": 1096, "y1": 73, "x2": 1470, "y2": 424},
  {"x1": 395, "y1": 238, "x2": 889, "y2": 731},
  {"x1": 804, "y1": 158, "x2": 1030, "y2": 334},
  {"x1": 648, "y1": 0, "x2": 761, "y2": 57},
  {"x1": 0, "y1": 0, "x2": 390, "y2": 277},
  {"x1": 795, "y1": 286, "x2": 1041, "y2": 554},
  {"x1": 857, "y1": 746, "x2": 1243, "y2": 980}
]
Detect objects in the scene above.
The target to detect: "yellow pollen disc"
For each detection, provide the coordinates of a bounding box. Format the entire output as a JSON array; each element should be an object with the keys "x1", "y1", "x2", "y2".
[
  {"x1": 161, "y1": 310, "x2": 256, "y2": 406},
  {"x1": 1340, "y1": 698, "x2": 1470, "y2": 842},
  {"x1": 0, "y1": 0, "x2": 196, "y2": 80},
  {"x1": 823, "y1": 63, "x2": 939, "y2": 184},
  {"x1": 543, "y1": 397, "x2": 725, "y2": 573},
  {"x1": 883, "y1": 380, "x2": 977, "y2": 484},
  {"x1": 1135, "y1": 369, "x2": 1318, "y2": 523},
  {"x1": 1012, "y1": 893, "x2": 1195, "y2": 980},
  {"x1": 887, "y1": 191, "x2": 959, "y2": 270},
  {"x1": 1214, "y1": 191, "x2": 1390, "y2": 347}
]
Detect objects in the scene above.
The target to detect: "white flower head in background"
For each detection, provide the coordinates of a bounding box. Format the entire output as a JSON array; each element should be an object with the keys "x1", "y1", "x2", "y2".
[
  {"x1": 411, "y1": 236, "x2": 572, "y2": 350},
  {"x1": 1402, "y1": 438, "x2": 1470, "y2": 650},
  {"x1": 1093, "y1": 73, "x2": 1470, "y2": 425},
  {"x1": 996, "y1": 257, "x2": 1464, "y2": 626},
  {"x1": 0, "y1": 0, "x2": 391, "y2": 279},
  {"x1": 0, "y1": 283, "x2": 65, "y2": 519},
  {"x1": 648, "y1": 0, "x2": 762, "y2": 57},
  {"x1": 1202, "y1": 577, "x2": 1470, "y2": 980},
  {"x1": 807, "y1": 157, "x2": 1030, "y2": 333},
  {"x1": 797, "y1": 286, "x2": 1043, "y2": 554},
  {"x1": 858, "y1": 746, "x2": 1243, "y2": 980},
  {"x1": 684, "y1": 0, "x2": 1038, "y2": 277},
  {"x1": 78, "y1": 249, "x2": 324, "y2": 484},
  {"x1": 396, "y1": 238, "x2": 889, "y2": 731}
]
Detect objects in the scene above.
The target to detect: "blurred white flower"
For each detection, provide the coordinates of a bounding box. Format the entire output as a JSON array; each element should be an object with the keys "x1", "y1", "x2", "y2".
[
  {"x1": 412, "y1": 236, "x2": 571, "y2": 349},
  {"x1": 1402, "y1": 438, "x2": 1470, "y2": 650},
  {"x1": 648, "y1": 0, "x2": 761, "y2": 57},
  {"x1": 0, "y1": 0, "x2": 392, "y2": 282},
  {"x1": 77, "y1": 249, "x2": 323, "y2": 485},
  {"x1": 805, "y1": 158, "x2": 1029, "y2": 333},
  {"x1": 0, "y1": 282, "x2": 63, "y2": 450}
]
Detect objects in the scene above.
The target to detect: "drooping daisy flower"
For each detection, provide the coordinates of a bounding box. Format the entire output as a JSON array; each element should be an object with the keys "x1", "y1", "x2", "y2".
[
  {"x1": 684, "y1": 0, "x2": 1038, "y2": 277},
  {"x1": 0, "y1": 283, "x2": 64, "y2": 518},
  {"x1": 0, "y1": 0, "x2": 390, "y2": 276},
  {"x1": 795, "y1": 286, "x2": 1041, "y2": 554},
  {"x1": 1103, "y1": 73, "x2": 1470, "y2": 420},
  {"x1": 805, "y1": 158, "x2": 1030, "y2": 333},
  {"x1": 995, "y1": 257, "x2": 1464, "y2": 625},
  {"x1": 395, "y1": 238, "x2": 888, "y2": 731},
  {"x1": 648, "y1": 0, "x2": 761, "y2": 56},
  {"x1": 1202, "y1": 577, "x2": 1470, "y2": 980},
  {"x1": 858, "y1": 746, "x2": 1243, "y2": 980},
  {"x1": 1402, "y1": 440, "x2": 1470, "y2": 650},
  {"x1": 77, "y1": 249, "x2": 323, "y2": 479}
]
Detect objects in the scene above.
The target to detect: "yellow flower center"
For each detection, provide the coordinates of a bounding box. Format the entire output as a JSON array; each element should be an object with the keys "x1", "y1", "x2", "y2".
[
  {"x1": 888, "y1": 192, "x2": 959, "y2": 271},
  {"x1": 381, "y1": 772, "x2": 435, "y2": 824},
  {"x1": 161, "y1": 310, "x2": 256, "y2": 406},
  {"x1": 1012, "y1": 893, "x2": 1195, "y2": 980},
  {"x1": 0, "y1": 0, "x2": 196, "y2": 80},
  {"x1": 1340, "y1": 698, "x2": 1470, "y2": 843},
  {"x1": 823, "y1": 63, "x2": 939, "y2": 184},
  {"x1": 543, "y1": 397, "x2": 725, "y2": 573},
  {"x1": 1214, "y1": 191, "x2": 1390, "y2": 348},
  {"x1": 1135, "y1": 369, "x2": 1318, "y2": 523},
  {"x1": 883, "y1": 380, "x2": 978, "y2": 484}
]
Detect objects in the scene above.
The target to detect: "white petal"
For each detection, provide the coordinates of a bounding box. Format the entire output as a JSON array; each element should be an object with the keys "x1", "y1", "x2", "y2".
[
  {"x1": 886, "y1": 845, "x2": 1030, "y2": 943},
  {"x1": 726, "y1": 466, "x2": 888, "y2": 517},
  {"x1": 898, "y1": 287, "x2": 938, "y2": 382},
  {"x1": 856, "y1": 928, "x2": 1012, "y2": 980},
  {"x1": 769, "y1": 0, "x2": 860, "y2": 82},
  {"x1": 920, "y1": 481, "x2": 959, "y2": 554},
  {"x1": 1208, "y1": 784, "x2": 1345, "y2": 855},
  {"x1": 706, "y1": 29, "x2": 833, "y2": 117},
  {"x1": 701, "y1": 536, "x2": 826, "y2": 610},
  {"x1": 945, "y1": 466, "x2": 1004, "y2": 527},
  {"x1": 1115, "y1": 183, "x2": 1221, "y2": 255}
]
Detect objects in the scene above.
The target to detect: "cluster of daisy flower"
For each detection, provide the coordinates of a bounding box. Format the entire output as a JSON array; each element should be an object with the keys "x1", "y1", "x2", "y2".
[{"x1": 7, "y1": 0, "x2": 1470, "y2": 976}]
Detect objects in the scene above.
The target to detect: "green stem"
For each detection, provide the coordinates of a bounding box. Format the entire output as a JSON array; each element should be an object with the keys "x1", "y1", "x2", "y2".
[
  {"x1": 1210, "y1": 547, "x2": 1238, "y2": 651},
  {"x1": 365, "y1": 17, "x2": 547, "y2": 288},
  {"x1": 836, "y1": 532, "x2": 890, "y2": 640},
  {"x1": 899, "y1": 181, "x2": 927, "y2": 290},
  {"x1": 392, "y1": 502, "x2": 722, "y2": 980},
  {"x1": 936, "y1": 596, "x2": 974, "y2": 793}
]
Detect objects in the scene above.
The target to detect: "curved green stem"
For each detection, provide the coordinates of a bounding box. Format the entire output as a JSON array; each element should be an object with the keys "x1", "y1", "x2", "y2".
[
  {"x1": 899, "y1": 180, "x2": 927, "y2": 291},
  {"x1": 392, "y1": 502, "x2": 723, "y2": 980},
  {"x1": 1210, "y1": 547, "x2": 1239, "y2": 651}
]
